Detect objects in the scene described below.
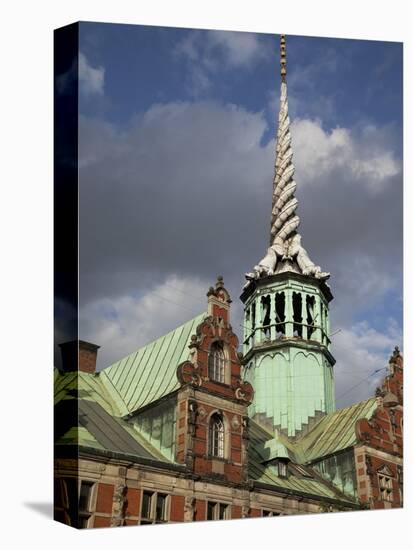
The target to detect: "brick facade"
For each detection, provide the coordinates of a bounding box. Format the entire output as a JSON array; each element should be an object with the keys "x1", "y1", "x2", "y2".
[{"x1": 354, "y1": 348, "x2": 403, "y2": 509}]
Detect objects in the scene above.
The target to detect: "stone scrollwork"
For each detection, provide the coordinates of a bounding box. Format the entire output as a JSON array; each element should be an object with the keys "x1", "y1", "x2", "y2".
[
  {"x1": 176, "y1": 361, "x2": 203, "y2": 388},
  {"x1": 235, "y1": 381, "x2": 254, "y2": 403}
]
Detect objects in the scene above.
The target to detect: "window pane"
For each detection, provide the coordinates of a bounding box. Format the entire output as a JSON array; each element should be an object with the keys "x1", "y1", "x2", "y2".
[
  {"x1": 209, "y1": 343, "x2": 225, "y2": 382},
  {"x1": 141, "y1": 491, "x2": 153, "y2": 519},
  {"x1": 207, "y1": 502, "x2": 216, "y2": 520},
  {"x1": 219, "y1": 504, "x2": 228, "y2": 520},
  {"x1": 79, "y1": 481, "x2": 93, "y2": 512},
  {"x1": 210, "y1": 415, "x2": 224, "y2": 458},
  {"x1": 78, "y1": 516, "x2": 90, "y2": 529},
  {"x1": 156, "y1": 493, "x2": 167, "y2": 522}
]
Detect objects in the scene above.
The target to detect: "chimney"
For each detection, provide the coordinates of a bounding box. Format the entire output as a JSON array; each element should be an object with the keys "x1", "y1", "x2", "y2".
[{"x1": 59, "y1": 340, "x2": 100, "y2": 374}]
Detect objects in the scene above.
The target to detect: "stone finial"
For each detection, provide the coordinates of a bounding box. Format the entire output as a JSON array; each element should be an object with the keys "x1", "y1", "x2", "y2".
[
  {"x1": 390, "y1": 345, "x2": 401, "y2": 362},
  {"x1": 216, "y1": 275, "x2": 224, "y2": 289}
]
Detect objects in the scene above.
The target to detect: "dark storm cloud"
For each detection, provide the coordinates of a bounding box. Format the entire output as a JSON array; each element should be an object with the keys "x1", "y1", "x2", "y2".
[
  {"x1": 78, "y1": 101, "x2": 402, "y2": 405},
  {"x1": 79, "y1": 102, "x2": 274, "y2": 305},
  {"x1": 79, "y1": 103, "x2": 402, "y2": 315}
]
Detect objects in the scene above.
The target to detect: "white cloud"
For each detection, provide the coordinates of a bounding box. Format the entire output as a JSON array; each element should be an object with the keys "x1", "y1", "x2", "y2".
[
  {"x1": 290, "y1": 118, "x2": 400, "y2": 192},
  {"x1": 206, "y1": 30, "x2": 269, "y2": 68},
  {"x1": 333, "y1": 318, "x2": 402, "y2": 408},
  {"x1": 80, "y1": 275, "x2": 209, "y2": 371},
  {"x1": 79, "y1": 52, "x2": 105, "y2": 97},
  {"x1": 174, "y1": 30, "x2": 270, "y2": 96}
]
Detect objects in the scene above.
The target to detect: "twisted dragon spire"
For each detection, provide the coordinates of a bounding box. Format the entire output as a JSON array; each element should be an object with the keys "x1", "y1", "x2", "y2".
[{"x1": 245, "y1": 35, "x2": 329, "y2": 284}]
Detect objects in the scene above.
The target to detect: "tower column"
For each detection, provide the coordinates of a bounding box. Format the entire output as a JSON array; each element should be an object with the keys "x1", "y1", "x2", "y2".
[
  {"x1": 244, "y1": 305, "x2": 251, "y2": 354},
  {"x1": 301, "y1": 292, "x2": 307, "y2": 340},
  {"x1": 285, "y1": 289, "x2": 293, "y2": 337},
  {"x1": 314, "y1": 296, "x2": 322, "y2": 343},
  {"x1": 256, "y1": 295, "x2": 262, "y2": 344},
  {"x1": 270, "y1": 293, "x2": 276, "y2": 341}
]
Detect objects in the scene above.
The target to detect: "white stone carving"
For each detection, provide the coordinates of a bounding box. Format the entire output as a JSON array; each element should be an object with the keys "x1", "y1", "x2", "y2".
[{"x1": 245, "y1": 39, "x2": 329, "y2": 284}]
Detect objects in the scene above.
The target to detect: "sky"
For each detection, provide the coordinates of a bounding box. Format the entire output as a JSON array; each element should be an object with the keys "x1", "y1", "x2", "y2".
[{"x1": 70, "y1": 22, "x2": 402, "y2": 408}]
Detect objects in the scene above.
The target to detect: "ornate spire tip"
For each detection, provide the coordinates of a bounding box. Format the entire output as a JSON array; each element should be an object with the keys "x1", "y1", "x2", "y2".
[{"x1": 280, "y1": 34, "x2": 287, "y2": 82}]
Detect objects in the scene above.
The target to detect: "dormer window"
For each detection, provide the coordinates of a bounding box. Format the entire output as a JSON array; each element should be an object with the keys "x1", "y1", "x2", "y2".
[
  {"x1": 209, "y1": 413, "x2": 225, "y2": 458},
  {"x1": 208, "y1": 341, "x2": 225, "y2": 383},
  {"x1": 277, "y1": 460, "x2": 288, "y2": 478}
]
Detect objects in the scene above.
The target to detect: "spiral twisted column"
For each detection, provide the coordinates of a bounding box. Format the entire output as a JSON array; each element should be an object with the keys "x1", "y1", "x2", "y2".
[
  {"x1": 270, "y1": 80, "x2": 300, "y2": 247},
  {"x1": 244, "y1": 34, "x2": 330, "y2": 284}
]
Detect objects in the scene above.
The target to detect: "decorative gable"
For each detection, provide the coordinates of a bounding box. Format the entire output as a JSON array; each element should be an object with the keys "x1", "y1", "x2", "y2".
[{"x1": 175, "y1": 277, "x2": 253, "y2": 484}]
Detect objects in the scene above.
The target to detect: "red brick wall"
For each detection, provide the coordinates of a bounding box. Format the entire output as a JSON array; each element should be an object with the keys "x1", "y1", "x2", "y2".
[
  {"x1": 95, "y1": 483, "x2": 114, "y2": 514},
  {"x1": 125, "y1": 487, "x2": 141, "y2": 517},
  {"x1": 231, "y1": 505, "x2": 242, "y2": 519},
  {"x1": 93, "y1": 516, "x2": 111, "y2": 528},
  {"x1": 250, "y1": 508, "x2": 261, "y2": 518},
  {"x1": 170, "y1": 495, "x2": 185, "y2": 522},
  {"x1": 195, "y1": 499, "x2": 206, "y2": 521}
]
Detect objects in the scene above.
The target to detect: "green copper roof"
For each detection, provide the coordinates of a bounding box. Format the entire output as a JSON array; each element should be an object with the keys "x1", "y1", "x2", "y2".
[
  {"x1": 54, "y1": 369, "x2": 124, "y2": 416},
  {"x1": 262, "y1": 437, "x2": 291, "y2": 461},
  {"x1": 294, "y1": 398, "x2": 377, "y2": 463},
  {"x1": 55, "y1": 313, "x2": 207, "y2": 464},
  {"x1": 54, "y1": 384, "x2": 174, "y2": 462},
  {"x1": 248, "y1": 420, "x2": 354, "y2": 502},
  {"x1": 99, "y1": 312, "x2": 206, "y2": 415}
]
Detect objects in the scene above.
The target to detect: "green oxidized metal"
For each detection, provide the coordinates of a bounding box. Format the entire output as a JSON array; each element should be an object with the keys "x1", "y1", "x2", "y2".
[{"x1": 241, "y1": 270, "x2": 336, "y2": 437}]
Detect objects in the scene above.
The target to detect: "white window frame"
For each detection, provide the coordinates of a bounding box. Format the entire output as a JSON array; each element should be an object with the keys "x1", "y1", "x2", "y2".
[
  {"x1": 209, "y1": 414, "x2": 225, "y2": 458},
  {"x1": 78, "y1": 479, "x2": 96, "y2": 528},
  {"x1": 262, "y1": 509, "x2": 281, "y2": 517},
  {"x1": 378, "y1": 474, "x2": 393, "y2": 502},
  {"x1": 277, "y1": 461, "x2": 288, "y2": 478},
  {"x1": 140, "y1": 490, "x2": 170, "y2": 524},
  {"x1": 208, "y1": 342, "x2": 226, "y2": 383},
  {"x1": 206, "y1": 501, "x2": 230, "y2": 521}
]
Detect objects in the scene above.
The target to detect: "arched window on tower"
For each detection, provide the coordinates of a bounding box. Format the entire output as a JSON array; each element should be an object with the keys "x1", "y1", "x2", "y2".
[
  {"x1": 292, "y1": 292, "x2": 303, "y2": 338},
  {"x1": 306, "y1": 295, "x2": 316, "y2": 340},
  {"x1": 209, "y1": 413, "x2": 225, "y2": 458},
  {"x1": 275, "y1": 292, "x2": 286, "y2": 337},
  {"x1": 208, "y1": 342, "x2": 225, "y2": 383}
]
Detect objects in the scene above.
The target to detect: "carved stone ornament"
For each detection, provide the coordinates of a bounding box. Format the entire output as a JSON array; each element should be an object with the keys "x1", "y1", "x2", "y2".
[
  {"x1": 365, "y1": 455, "x2": 373, "y2": 476},
  {"x1": 235, "y1": 381, "x2": 254, "y2": 403},
  {"x1": 242, "y1": 506, "x2": 251, "y2": 518},
  {"x1": 176, "y1": 360, "x2": 203, "y2": 387},
  {"x1": 245, "y1": 36, "x2": 329, "y2": 285},
  {"x1": 111, "y1": 484, "x2": 127, "y2": 527},
  {"x1": 184, "y1": 496, "x2": 195, "y2": 522},
  {"x1": 231, "y1": 415, "x2": 241, "y2": 430}
]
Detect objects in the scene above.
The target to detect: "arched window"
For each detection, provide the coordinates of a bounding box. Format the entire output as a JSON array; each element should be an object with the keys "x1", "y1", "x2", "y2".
[
  {"x1": 209, "y1": 413, "x2": 224, "y2": 458},
  {"x1": 208, "y1": 342, "x2": 225, "y2": 383}
]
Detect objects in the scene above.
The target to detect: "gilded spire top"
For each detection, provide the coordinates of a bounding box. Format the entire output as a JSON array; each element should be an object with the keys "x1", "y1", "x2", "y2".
[{"x1": 280, "y1": 34, "x2": 287, "y2": 82}]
